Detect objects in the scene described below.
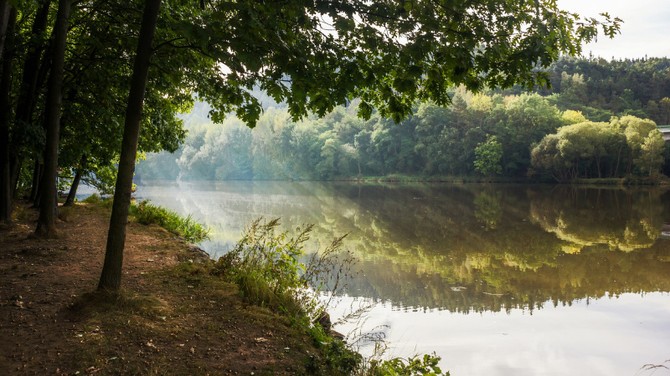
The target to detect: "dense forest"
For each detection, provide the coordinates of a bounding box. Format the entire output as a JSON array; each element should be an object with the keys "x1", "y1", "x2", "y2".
[{"x1": 137, "y1": 57, "x2": 670, "y2": 183}]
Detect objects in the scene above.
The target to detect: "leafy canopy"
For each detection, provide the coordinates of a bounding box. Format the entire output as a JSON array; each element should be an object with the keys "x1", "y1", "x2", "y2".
[{"x1": 173, "y1": 0, "x2": 620, "y2": 125}]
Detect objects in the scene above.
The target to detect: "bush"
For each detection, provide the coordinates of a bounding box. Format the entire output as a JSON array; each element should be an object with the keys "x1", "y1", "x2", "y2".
[
  {"x1": 129, "y1": 200, "x2": 209, "y2": 243},
  {"x1": 365, "y1": 353, "x2": 449, "y2": 376},
  {"x1": 215, "y1": 219, "x2": 319, "y2": 314},
  {"x1": 82, "y1": 194, "x2": 113, "y2": 209}
]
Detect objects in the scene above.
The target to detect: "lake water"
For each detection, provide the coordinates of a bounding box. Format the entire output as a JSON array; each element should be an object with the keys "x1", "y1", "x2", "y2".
[{"x1": 136, "y1": 181, "x2": 670, "y2": 375}]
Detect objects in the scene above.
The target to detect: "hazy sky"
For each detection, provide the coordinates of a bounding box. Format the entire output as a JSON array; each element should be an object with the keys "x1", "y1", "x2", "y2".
[{"x1": 557, "y1": 0, "x2": 670, "y2": 59}]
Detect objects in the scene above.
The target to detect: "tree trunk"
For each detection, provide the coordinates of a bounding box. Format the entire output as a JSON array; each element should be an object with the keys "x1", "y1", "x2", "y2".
[
  {"x1": 11, "y1": 0, "x2": 51, "y2": 164},
  {"x1": 30, "y1": 158, "x2": 42, "y2": 204},
  {"x1": 98, "y1": 0, "x2": 162, "y2": 291},
  {"x1": 9, "y1": 155, "x2": 20, "y2": 196},
  {"x1": 64, "y1": 154, "x2": 85, "y2": 206},
  {"x1": 0, "y1": 5, "x2": 15, "y2": 222},
  {"x1": 10, "y1": 0, "x2": 52, "y2": 200},
  {"x1": 35, "y1": 0, "x2": 70, "y2": 238},
  {"x1": 0, "y1": 0, "x2": 11, "y2": 62}
]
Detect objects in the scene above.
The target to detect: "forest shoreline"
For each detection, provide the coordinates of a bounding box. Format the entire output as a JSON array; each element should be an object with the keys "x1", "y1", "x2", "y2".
[{"x1": 136, "y1": 174, "x2": 670, "y2": 187}]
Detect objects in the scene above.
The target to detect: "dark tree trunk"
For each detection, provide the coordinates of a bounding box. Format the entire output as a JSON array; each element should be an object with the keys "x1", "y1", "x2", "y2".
[
  {"x1": 0, "y1": 5, "x2": 15, "y2": 222},
  {"x1": 9, "y1": 155, "x2": 20, "y2": 196},
  {"x1": 14, "y1": 0, "x2": 51, "y2": 133},
  {"x1": 10, "y1": 0, "x2": 52, "y2": 200},
  {"x1": 30, "y1": 158, "x2": 42, "y2": 204},
  {"x1": 16, "y1": 0, "x2": 51, "y2": 111},
  {"x1": 98, "y1": 0, "x2": 162, "y2": 291},
  {"x1": 64, "y1": 154, "x2": 85, "y2": 206},
  {"x1": 35, "y1": 0, "x2": 70, "y2": 238},
  {"x1": 0, "y1": 0, "x2": 11, "y2": 62}
]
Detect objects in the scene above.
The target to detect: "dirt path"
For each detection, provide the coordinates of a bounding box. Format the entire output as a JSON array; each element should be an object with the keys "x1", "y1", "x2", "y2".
[{"x1": 0, "y1": 203, "x2": 324, "y2": 375}]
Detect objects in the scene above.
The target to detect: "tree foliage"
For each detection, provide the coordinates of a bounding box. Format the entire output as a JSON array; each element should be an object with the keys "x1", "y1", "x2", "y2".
[
  {"x1": 139, "y1": 92, "x2": 567, "y2": 180},
  {"x1": 531, "y1": 116, "x2": 664, "y2": 180},
  {"x1": 535, "y1": 57, "x2": 670, "y2": 123},
  {"x1": 474, "y1": 135, "x2": 503, "y2": 176}
]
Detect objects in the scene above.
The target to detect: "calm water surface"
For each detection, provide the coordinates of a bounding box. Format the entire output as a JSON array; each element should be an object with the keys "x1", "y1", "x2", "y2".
[{"x1": 136, "y1": 181, "x2": 670, "y2": 375}]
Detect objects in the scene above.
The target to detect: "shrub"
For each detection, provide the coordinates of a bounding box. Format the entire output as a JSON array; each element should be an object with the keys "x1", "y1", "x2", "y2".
[
  {"x1": 365, "y1": 353, "x2": 449, "y2": 376},
  {"x1": 129, "y1": 200, "x2": 209, "y2": 243},
  {"x1": 215, "y1": 218, "x2": 338, "y2": 316}
]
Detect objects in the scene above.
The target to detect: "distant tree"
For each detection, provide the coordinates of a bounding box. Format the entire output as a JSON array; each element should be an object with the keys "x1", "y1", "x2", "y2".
[
  {"x1": 561, "y1": 110, "x2": 588, "y2": 125},
  {"x1": 474, "y1": 135, "x2": 503, "y2": 176},
  {"x1": 614, "y1": 115, "x2": 659, "y2": 174},
  {"x1": 490, "y1": 93, "x2": 562, "y2": 175},
  {"x1": 638, "y1": 132, "x2": 665, "y2": 176}
]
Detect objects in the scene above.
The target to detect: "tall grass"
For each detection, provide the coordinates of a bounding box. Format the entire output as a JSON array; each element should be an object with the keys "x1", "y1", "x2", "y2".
[
  {"x1": 214, "y1": 218, "x2": 353, "y2": 317},
  {"x1": 213, "y1": 218, "x2": 449, "y2": 375},
  {"x1": 129, "y1": 200, "x2": 209, "y2": 243}
]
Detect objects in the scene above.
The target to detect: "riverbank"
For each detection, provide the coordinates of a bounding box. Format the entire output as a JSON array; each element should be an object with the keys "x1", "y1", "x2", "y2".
[{"x1": 0, "y1": 201, "x2": 350, "y2": 375}]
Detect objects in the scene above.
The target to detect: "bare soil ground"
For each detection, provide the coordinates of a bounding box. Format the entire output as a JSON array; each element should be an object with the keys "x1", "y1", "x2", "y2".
[{"x1": 0, "y1": 202, "x2": 325, "y2": 375}]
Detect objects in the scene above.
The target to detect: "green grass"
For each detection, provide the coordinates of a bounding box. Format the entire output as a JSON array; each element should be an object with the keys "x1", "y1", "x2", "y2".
[{"x1": 129, "y1": 200, "x2": 210, "y2": 243}]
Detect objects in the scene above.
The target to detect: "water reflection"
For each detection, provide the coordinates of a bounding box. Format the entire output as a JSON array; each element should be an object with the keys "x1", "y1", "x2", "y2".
[
  {"x1": 136, "y1": 182, "x2": 670, "y2": 314},
  {"x1": 136, "y1": 181, "x2": 670, "y2": 375}
]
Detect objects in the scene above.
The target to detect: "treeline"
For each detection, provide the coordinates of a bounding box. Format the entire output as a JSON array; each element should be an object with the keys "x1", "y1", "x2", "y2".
[
  {"x1": 138, "y1": 89, "x2": 667, "y2": 182},
  {"x1": 540, "y1": 56, "x2": 670, "y2": 123}
]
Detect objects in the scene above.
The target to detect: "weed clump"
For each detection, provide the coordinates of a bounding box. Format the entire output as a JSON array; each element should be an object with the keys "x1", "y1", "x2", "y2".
[
  {"x1": 129, "y1": 200, "x2": 209, "y2": 243},
  {"x1": 214, "y1": 218, "x2": 352, "y2": 318}
]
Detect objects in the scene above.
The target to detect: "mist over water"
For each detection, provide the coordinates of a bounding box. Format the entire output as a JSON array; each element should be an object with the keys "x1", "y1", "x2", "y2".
[{"x1": 136, "y1": 181, "x2": 670, "y2": 375}]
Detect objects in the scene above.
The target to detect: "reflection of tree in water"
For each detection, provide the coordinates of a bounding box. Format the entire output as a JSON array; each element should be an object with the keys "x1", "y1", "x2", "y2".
[
  {"x1": 529, "y1": 187, "x2": 666, "y2": 253},
  {"x1": 308, "y1": 184, "x2": 670, "y2": 313},
  {"x1": 474, "y1": 190, "x2": 503, "y2": 230},
  {"x1": 349, "y1": 247, "x2": 670, "y2": 313}
]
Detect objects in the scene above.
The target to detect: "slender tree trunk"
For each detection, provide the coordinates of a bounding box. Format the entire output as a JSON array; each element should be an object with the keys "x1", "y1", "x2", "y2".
[
  {"x1": 10, "y1": 0, "x2": 51, "y2": 201},
  {"x1": 9, "y1": 155, "x2": 20, "y2": 196},
  {"x1": 11, "y1": 0, "x2": 51, "y2": 156},
  {"x1": 98, "y1": 0, "x2": 162, "y2": 291},
  {"x1": 30, "y1": 158, "x2": 42, "y2": 204},
  {"x1": 16, "y1": 0, "x2": 51, "y2": 119},
  {"x1": 0, "y1": 0, "x2": 11, "y2": 62},
  {"x1": 35, "y1": 0, "x2": 70, "y2": 238},
  {"x1": 0, "y1": 6, "x2": 15, "y2": 222},
  {"x1": 64, "y1": 154, "x2": 85, "y2": 206}
]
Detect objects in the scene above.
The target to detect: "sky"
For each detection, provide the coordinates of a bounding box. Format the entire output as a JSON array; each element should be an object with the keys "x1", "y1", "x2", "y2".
[{"x1": 557, "y1": 0, "x2": 670, "y2": 59}]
